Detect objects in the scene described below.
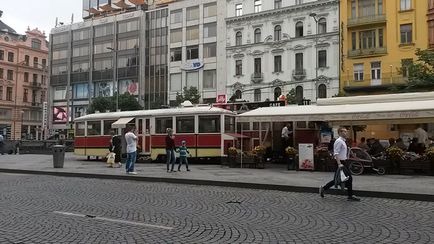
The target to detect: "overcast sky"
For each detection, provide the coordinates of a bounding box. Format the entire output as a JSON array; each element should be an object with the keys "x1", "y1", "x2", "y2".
[{"x1": 1, "y1": 0, "x2": 82, "y2": 37}]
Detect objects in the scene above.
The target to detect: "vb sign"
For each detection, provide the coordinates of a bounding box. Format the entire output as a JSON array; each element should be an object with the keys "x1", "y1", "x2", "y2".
[{"x1": 181, "y1": 59, "x2": 204, "y2": 71}]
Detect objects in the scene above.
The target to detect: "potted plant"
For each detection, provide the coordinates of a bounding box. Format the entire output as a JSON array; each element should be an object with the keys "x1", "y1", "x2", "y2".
[
  {"x1": 285, "y1": 146, "x2": 298, "y2": 170},
  {"x1": 227, "y1": 146, "x2": 238, "y2": 167},
  {"x1": 253, "y1": 145, "x2": 266, "y2": 169},
  {"x1": 424, "y1": 147, "x2": 434, "y2": 175},
  {"x1": 385, "y1": 146, "x2": 404, "y2": 173}
]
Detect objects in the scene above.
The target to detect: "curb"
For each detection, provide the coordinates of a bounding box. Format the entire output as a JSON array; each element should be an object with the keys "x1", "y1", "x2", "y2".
[{"x1": 0, "y1": 168, "x2": 433, "y2": 202}]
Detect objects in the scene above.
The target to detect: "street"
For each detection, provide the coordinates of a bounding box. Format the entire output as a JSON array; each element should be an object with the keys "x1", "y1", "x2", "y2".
[{"x1": 0, "y1": 173, "x2": 433, "y2": 243}]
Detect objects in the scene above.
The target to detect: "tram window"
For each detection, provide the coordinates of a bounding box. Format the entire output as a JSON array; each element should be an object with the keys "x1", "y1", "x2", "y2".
[
  {"x1": 156, "y1": 117, "x2": 173, "y2": 134},
  {"x1": 253, "y1": 122, "x2": 259, "y2": 130},
  {"x1": 75, "y1": 122, "x2": 85, "y2": 136},
  {"x1": 138, "y1": 119, "x2": 143, "y2": 134},
  {"x1": 199, "y1": 116, "x2": 220, "y2": 133},
  {"x1": 87, "y1": 121, "x2": 102, "y2": 136},
  {"x1": 237, "y1": 122, "x2": 249, "y2": 132},
  {"x1": 176, "y1": 116, "x2": 194, "y2": 133},
  {"x1": 261, "y1": 122, "x2": 271, "y2": 130},
  {"x1": 103, "y1": 120, "x2": 116, "y2": 135},
  {"x1": 225, "y1": 116, "x2": 235, "y2": 133}
]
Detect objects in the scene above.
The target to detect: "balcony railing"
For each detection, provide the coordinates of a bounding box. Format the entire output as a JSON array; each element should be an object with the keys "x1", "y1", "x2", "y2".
[
  {"x1": 343, "y1": 75, "x2": 408, "y2": 91},
  {"x1": 347, "y1": 14, "x2": 386, "y2": 27},
  {"x1": 251, "y1": 72, "x2": 264, "y2": 83},
  {"x1": 348, "y1": 47, "x2": 387, "y2": 58},
  {"x1": 292, "y1": 69, "x2": 306, "y2": 80}
]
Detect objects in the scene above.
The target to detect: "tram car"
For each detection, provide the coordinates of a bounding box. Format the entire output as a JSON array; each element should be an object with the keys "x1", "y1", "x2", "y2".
[{"x1": 73, "y1": 105, "x2": 237, "y2": 162}]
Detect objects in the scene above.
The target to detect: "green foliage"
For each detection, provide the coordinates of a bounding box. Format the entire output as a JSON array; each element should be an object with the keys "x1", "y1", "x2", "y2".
[
  {"x1": 88, "y1": 96, "x2": 114, "y2": 113},
  {"x1": 118, "y1": 93, "x2": 142, "y2": 111},
  {"x1": 175, "y1": 86, "x2": 201, "y2": 105},
  {"x1": 286, "y1": 89, "x2": 297, "y2": 104},
  {"x1": 88, "y1": 93, "x2": 142, "y2": 113},
  {"x1": 399, "y1": 49, "x2": 434, "y2": 91}
]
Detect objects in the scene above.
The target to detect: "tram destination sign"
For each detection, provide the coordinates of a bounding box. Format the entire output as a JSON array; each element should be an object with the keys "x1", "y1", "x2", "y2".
[{"x1": 213, "y1": 101, "x2": 285, "y2": 114}]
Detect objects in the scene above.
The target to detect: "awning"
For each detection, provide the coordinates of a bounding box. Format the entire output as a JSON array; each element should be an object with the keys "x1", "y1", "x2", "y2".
[
  {"x1": 238, "y1": 100, "x2": 434, "y2": 123},
  {"x1": 227, "y1": 133, "x2": 250, "y2": 139},
  {"x1": 112, "y1": 117, "x2": 134, "y2": 128},
  {"x1": 128, "y1": 0, "x2": 145, "y2": 5},
  {"x1": 114, "y1": 0, "x2": 132, "y2": 8}
]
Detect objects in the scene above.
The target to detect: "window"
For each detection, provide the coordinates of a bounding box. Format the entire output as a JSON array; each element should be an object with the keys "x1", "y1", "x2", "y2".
[
  {"x1": 235, "y1": 3, "x2": 243, "y2": 16},
  {"x1": 318, "y1": 18, "x2": 327, "y2": 34},
  {"x1": 351, "y1": 0, "x2": 356, "y2": 17},
  {"x1": 204, "y1": 23, "x2": 217, "y2": 38},
  {"x1": 400, "y1": 24, "x2": 412, "y2": 44},
  {"x1": 0, "y1": 50, "x2": 3, "y2": 60},
  {"x1": 93, "y1": 42, "x2": 111, "y2": 54},
  {"x1": 186, "y1": 6, "x2": 199, "y2": 21},
  {"x1": 295, "y1": 53, "x2": 303, "y2": 71},
  {"x1": 351, "y1": 32, "x2": 357, "y2": 50},
  {"x1": 353, "y1": 64, "x2": 364, "y2": 81},
  {"x1": 400, "y1": 0, "x2": 411, "y2": 11},
  {"x1": 23, "y1": 55, "x2": 29, "y2": 66},
  {"x1": 295, "y1": 86, "x2": 303, "y2": 103},
  {"x1": 7, "y1": 70, "x2": 13, "y2": 80},
  {"x1": 186, "y1": 26, "x2": 199, "y2": 40},
  {"x1": 31, "y1": 39, "x2": 41, "y2": 49},
  {"x1": 33, "y1": 74, "x2": 38, "y2": 83},
  {"x1": 203, "y1": 43, "x2": 217, "y2": 58},
  {"x1": 295, "y1": 22, "x2": 303, "y2": 37},
  {"x1": 203, "y1": 70, "x2": 216, "y2": 89},
  {"x1": 235, "y1": 60, "x2": 242, "y2": 75},
  {"x1": 0, "y1": 68, "x2": 3, "y2": 78},
  {"x1": 170, "y1": 28, "x2": 182, "y2": 43},
  {"x1": 274, "y1": 87, "x2": 282, "y2": 101},
  {"x1": 235, "y1": 90, "x2": 242, "y2": 99},
  {"x1": 358, "y1": 0, "x2": 375, "y2": 17},
  {"x1": 318, "y1": 50, "x2": 327, "y2": 68},
  {"x1": 225, "y1": 116, "x2": 235, "y2": 133},
  {"x1": 54, "y1": 87, "x2": 67, "y2": 100},
  {"x1": 254, "y1": 28, "x2": 261, "y2": 43},
  {"x1": 74, "y1": 83, "x2": 89, "y2": 99},
  {"x1": 94, "y1": 24, "x2": 113, "y2": 37},
  {"x1": 360, "y1": 30, "x2": 376, "y2": 49},
  {"x1": 118, "y1": 38, "x2": 139, "y2": 50},
  {"x1": 170, "y1": 73, "x2": 182, "y2": 91},
  {"x1": 8, "y1": 52, "x2": 14, "y2": 62},
  {"x1": 73, "y1": 29, "x2": 90, "y2": 41},
  {"x1": 73, "y1": 46, "x2": 89, "y2": 57},
  {"x1": 42, "y1": 59, "x2": 46, "y2": 68},
  {"x1": 156, "y1": 117, "x2": 173, "y2": 134},
  {"x1": 23, "y1": 89, "x2": 28, "y2": 102},
  {"x1": 52, "y1": 50, "x2": 68, "y2": 60},
  {"x1": 254, "y1": 58, "x2": 261, "y2": 74},
  {"x1": 6, "y1": 87, "x2": 13, "y2": 101},
  {"x1": 72, "y1": 61, "x2": 90, "y2": 72},
  {"x1": 0, "y1": 86, "x2": 2, "y2": 100},
  {"x1": 176, "y1": 116, "x2": 195, "y2": 133},
  {"x1": 401, "y1": 59, "x2": 413, "y2": 77},
  {"x1": 274, "y1": 55, "x2": 282, "y2": 72},
  {"x1": 41, "y1": 91, "x2": 45, "y2": 103},
  {"x1": 170, "y1": 10, "x2": 182, "y2": 24},
  {"x1": 254, "y1": 0, "x2": 262, "y2": 13},
  {"x1": 52, "y1": 65, "x2": 67, "y2": 75},
  {"x1": 371, "y1": 61, "x2": 381, "y2": 80},
  {"x1": 378, "y1": 0, "x2": 383, "y2": 14},
  {"x1": 186, "y1": 46, "x2": 199, "y2": 60},
  {"x1": 199, "y1": 115, "x2": 220, "y2": 133},
  {"x1": 33, "y1": 57, "x2": 39, "y2": 68},
  {"x1": 170, "y1": 48, "x2": 182, "y2": 62},
  {"x1": 204, "y1": 3, "x2": 217, "y2": 17},
  {"x1": 117, "y1": 55, "x2": 138, "y2": 68},
  {"x1": 118, "y1": 19, "x2": 139, "y2": 33},
  {"x1": 295, "y1": 0, "x2": 303, "y2": 4},
  {"x1": 254, "y1": 89, "x2": 261, "y2": 102},
  {"x1": 379, "y1": 29, "x2": 384, "y2": 47},
  {"x1": 186, "y1": 72, "x2": 199, "y2": 88},
  {"x1": 102, "y1": 120, "x2": 116, "y2": 135},
  {"x1": 274, "y1": 25, "x2": 281, "y2": 41},
  {"x1": 52, "y1": 33, "x2": 69, "y2": 44},
  {"x1": 87, "y1": 121, "x2": 101, "y2": 136},
  {"x1": 318, "y1": 84, "x2": 327, "y2": 98},
  {"x1": 275, "y1": 0, "x2": 282, "y2": 9},
  {"x1": 235, "y1": 31, "x2": 242, "y2": 46},
  {"x1": 93, "y1": 59, "x2": 112, "y2": 70}
]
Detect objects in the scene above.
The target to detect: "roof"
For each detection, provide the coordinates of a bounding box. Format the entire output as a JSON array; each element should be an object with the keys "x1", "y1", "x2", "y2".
[
  {"x1": 238, "y1": 99, "x2": 434, "y2": 123},
  {"x1": 74, "y1": 106, "x2": 236, "y2": 122},
  {"x1": 0, "y1": 20, "x2": 18, "y2": 35}
]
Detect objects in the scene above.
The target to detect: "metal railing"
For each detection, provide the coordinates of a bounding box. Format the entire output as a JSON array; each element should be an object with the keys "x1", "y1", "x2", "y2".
[
  {"x1": 250, "y1": 72, "x2": 264, "y2": 83},
  {"x1": 348, "y1": 47, "x2": 387, "y2": 58},
  {"x1": 348, "y1": 14, "x2": 386, "y2": 27},
  {"x1": 292, "y1": 69, "x2": 306, "y2": 80}
]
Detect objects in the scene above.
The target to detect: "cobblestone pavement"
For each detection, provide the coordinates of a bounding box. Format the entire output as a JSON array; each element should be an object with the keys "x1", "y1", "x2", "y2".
[{"x1": 0, "y1": 173, "x2": 433, "y2": 244}]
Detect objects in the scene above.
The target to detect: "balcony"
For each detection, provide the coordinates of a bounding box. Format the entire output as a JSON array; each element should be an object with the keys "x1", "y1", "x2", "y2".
[
  {"x1": 31, "y1": 82, "x2": 42, "y2": 89},
  {"x1": 343, "y1": 75, "x2": 408, "y2": 93},
  {"x1": 292, "y1": 69, "x2": 306, "y2": 80},
  {"x1": 347, "y1": 14, "x2": 386, "y2": 28},
  {"x1": 251, "y1": 72, "x2": 264, "y2": 83},
  {"x1": 348, "y1": 47, "x2": 387, "y2": 58},
  {"x1": 31, "y1": 102, "x2": 41, "y2": 107}
]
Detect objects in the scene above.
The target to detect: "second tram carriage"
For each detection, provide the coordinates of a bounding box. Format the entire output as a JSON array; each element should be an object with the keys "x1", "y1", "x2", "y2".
[{"x1": 73, "y1": 106, "x2": 237, "y2": 162}]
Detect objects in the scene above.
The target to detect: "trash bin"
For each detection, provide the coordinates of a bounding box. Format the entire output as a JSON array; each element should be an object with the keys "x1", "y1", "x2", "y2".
[{"x1": 53, "y1": 145, "x2": 66, "y2": 168}]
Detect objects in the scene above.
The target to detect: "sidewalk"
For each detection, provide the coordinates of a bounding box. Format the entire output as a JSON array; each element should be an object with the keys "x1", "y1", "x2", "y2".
[{"x1": 0, "y1": 153, "x2": 433, "y2": 201}]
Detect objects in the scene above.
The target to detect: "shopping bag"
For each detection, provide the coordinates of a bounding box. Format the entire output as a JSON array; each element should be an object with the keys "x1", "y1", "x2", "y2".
[
  {"x1": 106, "y1": 152, "x2": 115, "y2": 165},
  {"x1": 340, "y1": 169, "x2": 349, "y2": 182}
]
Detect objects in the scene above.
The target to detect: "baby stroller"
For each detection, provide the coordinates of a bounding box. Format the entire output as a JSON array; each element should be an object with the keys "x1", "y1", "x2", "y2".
[{"x1": 347, "y1": 147, "x2": 386, "y2": 175}]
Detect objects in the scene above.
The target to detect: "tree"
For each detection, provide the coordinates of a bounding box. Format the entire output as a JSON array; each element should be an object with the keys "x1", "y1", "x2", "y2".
[
  {"x1": 88, "y1": 93, "x2": 142, "y2": 113},
  {"x1": 118, "y1": 93, "x2": 142, "y2": 111},
  {"x1": 285, "y1": 88, "x2": 297, "y2": 104},
  {"x1": 88, "y1": 96, "x2": 114, "y2": 113},
  {"x1": 400, "y1": 48, "x2": 434, "y2": 91},
  {"x1": 175, "y1": 86, "x2": 201, "y2": 105}
]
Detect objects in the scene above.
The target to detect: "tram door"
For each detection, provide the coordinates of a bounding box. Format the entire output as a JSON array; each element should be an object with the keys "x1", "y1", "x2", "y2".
[{"x1": 142, "y1": 118, "x2": 151, "y2": 154}]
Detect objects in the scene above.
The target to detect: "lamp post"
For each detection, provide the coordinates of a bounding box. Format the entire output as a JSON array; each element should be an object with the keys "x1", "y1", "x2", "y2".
[
  {"x1": 309, "y1": 13, "x2": 319, "y2": 99},
  {"x1": 107, "y1": 47, "x2": 119, "y2": 111},
  {"x1": 20, "y1": 110, "x2": 24, "y2": 140}
]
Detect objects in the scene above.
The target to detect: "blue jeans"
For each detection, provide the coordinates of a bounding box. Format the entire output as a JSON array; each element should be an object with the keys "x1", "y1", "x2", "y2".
[
  {"x1": 166, "y1": 149, "x2": 176, "y2": 171},
  {"x1": 178, "y1": 156, "x2": 189, "y2": 170},
  {"x1": 126, "y1": 151, "x2": 137, "y2": 173}
]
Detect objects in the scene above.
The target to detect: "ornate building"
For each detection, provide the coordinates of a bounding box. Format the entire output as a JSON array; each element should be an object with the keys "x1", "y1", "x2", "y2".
[{"x1": 225, "y1": 0, "x2": 340, "y2": 104}]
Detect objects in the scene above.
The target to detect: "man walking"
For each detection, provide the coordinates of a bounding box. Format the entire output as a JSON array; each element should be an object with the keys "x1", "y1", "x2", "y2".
[
  {"x1": 281, "y1": 123, "x2": 292, "y2": 153},
  {"x1": 125, "y1": 126, "x2": 138, "y2": 175},
  {"x1": 0, "y1": 134, "x2": 4, "y2": 155},
  {"x1": 320, "y1": 127, "x2": 360, "y2": 201}
]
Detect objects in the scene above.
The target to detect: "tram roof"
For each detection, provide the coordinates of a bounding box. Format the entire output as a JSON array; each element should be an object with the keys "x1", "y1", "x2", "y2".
[
  {"x1": 238, "y1": 99, "x2": 434, "y2": 124},
  {"x1": 74, "y1": 106, "x2": 236, "y2": 122}
]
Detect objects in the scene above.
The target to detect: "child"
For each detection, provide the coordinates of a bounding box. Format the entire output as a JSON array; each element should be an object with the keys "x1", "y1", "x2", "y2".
[{"x1": 177, "y1": 140, "x2": 191, "y2": 171}]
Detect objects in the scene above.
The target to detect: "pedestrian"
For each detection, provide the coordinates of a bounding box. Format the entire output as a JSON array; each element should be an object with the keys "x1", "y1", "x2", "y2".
[
  {"x1": 395, "y1": 138, "x2": 407, "y2": 151},
  {"x1": 0, "y1": 134, "x2": 4, "y2": 155},
  {"x1": 357, "y1": 137, "x2": 369, "y2": 151},
  {"x1": 319, "y1": 127, "x2": 360, "y2": 201},
  {"x1": 177, "y1": 140, "x2": 191, "y2": 172},
  {"x1": 109, "y1": 130, "x2": 122, "y2": 168},
  {"x1": 281, "y1": 123, "x2": 292, "y2": 154},
  {"x1": 124, "y1": 126, "x2": 138, "y2": 175},
  {"x1": 166, "y1": 128, "x2": 176, "y2": 172}
]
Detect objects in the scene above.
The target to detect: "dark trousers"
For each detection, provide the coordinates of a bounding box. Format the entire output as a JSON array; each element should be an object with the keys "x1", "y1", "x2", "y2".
[
  {"x1": 323, "y1": 161, "x2": 354, "y2": 197},
  {"x1": 178, "y1": 156, "x2": 189, "y2": 170}
]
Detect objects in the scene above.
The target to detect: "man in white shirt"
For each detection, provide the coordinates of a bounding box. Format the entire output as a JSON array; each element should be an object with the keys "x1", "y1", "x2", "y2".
[
  {"x1": 0, "y1": 134, "x2": 4, "y2": 155},
  {"x1": 124, "y1": 126, "x2": 138, "y2": 175},
  {"x1": 319, "y1": 127, "x2": 360, "y2": 201},
  {"x1": 281, "y1": 123, "x2": 292, "y2": 153}
]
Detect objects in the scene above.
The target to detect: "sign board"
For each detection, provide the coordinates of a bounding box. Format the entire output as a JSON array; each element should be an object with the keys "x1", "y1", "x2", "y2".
[
  {"x1": 213, "y1": 101, "x2": 285, "y2": 114},
  {"x1": 42, "y1": 102, "x2": 48, "y2": 129},
  {"x1": 216, "y1": 95, "x2": 226, "y2": 103},
  {"x1": 181, "y1": 59, "x2": 204, "y2": 71},
  {"x1": 298, "y1": 143, "x2": 314, "y2": 170}
]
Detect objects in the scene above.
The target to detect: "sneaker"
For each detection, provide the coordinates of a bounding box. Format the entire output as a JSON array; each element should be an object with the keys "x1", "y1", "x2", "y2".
[
  {"x1": 129, "y1": 172, "x2": 137, "y2": 175},
  {"x1": 347, "y1": 196, "x2": 361, "y2": 201},
  {"x1": 177, "y1": 169, "x2": 181, "y2": 172},
  {"x1": 319, "y1": 186, "x2": 324, "y2": 198},
  {"x1": 187, "y1": 169, "x2": 190, "y2": 172},
  {"x1": 170, "y1": 170, "x2": 175, "y2": 173}
]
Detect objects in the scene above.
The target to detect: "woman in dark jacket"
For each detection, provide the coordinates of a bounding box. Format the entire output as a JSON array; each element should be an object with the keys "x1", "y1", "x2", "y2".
[
  {"x1": 165, "y1": 128, "x2": 176, "y2": 172},
  {"x1": 109, "y1": 132, "x2": 122, "y2": 167}
]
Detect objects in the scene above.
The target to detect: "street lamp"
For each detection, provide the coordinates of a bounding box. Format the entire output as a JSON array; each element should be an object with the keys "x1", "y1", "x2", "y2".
[
  {"x1": 309, "y1": 13, "x2": 319, "y2": 99},
  {"x1": 107, "y1": 47, "x2": 119, "y2": 111},
  {"x1": 20, "y1": 110, "x2": 24, "y2": 140}
]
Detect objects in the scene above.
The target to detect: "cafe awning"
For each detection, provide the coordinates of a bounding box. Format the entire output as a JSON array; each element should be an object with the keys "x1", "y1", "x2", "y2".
[
  {"x1": 112, "y1": 117, "x2": 135, "y2": 129},
  {"x1": 237, "y1": 100, "x2": 434, "y2": 124}
]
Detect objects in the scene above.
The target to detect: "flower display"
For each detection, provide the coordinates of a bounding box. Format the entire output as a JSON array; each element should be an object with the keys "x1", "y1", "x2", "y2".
[
  {"x1": 228, "y1": 147, "x2": 237, "y2": 156},
  {"x1": 425, "y1": 147, "x2": 434, "y2": 160},
  {"x1": 285, "y1": 146, "x2": 297, "y2": 156},
  {"x1": 385, "y1": 146, "x2": 404, "y2": 160},
  {"x1": 253, "y1": 145, "x2": 266, "y2": 155}
]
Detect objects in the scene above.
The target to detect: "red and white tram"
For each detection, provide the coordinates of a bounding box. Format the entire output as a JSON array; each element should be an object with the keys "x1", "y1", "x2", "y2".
[{"x1": 73, "y1": 105, "x2": 237, "y2": 162}]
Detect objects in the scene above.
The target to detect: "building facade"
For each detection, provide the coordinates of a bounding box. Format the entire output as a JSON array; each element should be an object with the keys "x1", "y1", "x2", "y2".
[
  {"x1": 0, "y1": 14, "x2": 48, "y2": 140},
  {"x1": 225, "y1": 0, "x2": 340, "y2": 104},
  {"x1": 429, "y1": 0, "x2": 434, "y2": 49},
  {"x1": 49, "y1": 1, "x2": 169, "y2": 134},
  {"x1": 340, "y1": 0, "x2": 428, "y2": 96},
  {"x1": 167, "y1": 0, "x2": 227, "y2": 105}
]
